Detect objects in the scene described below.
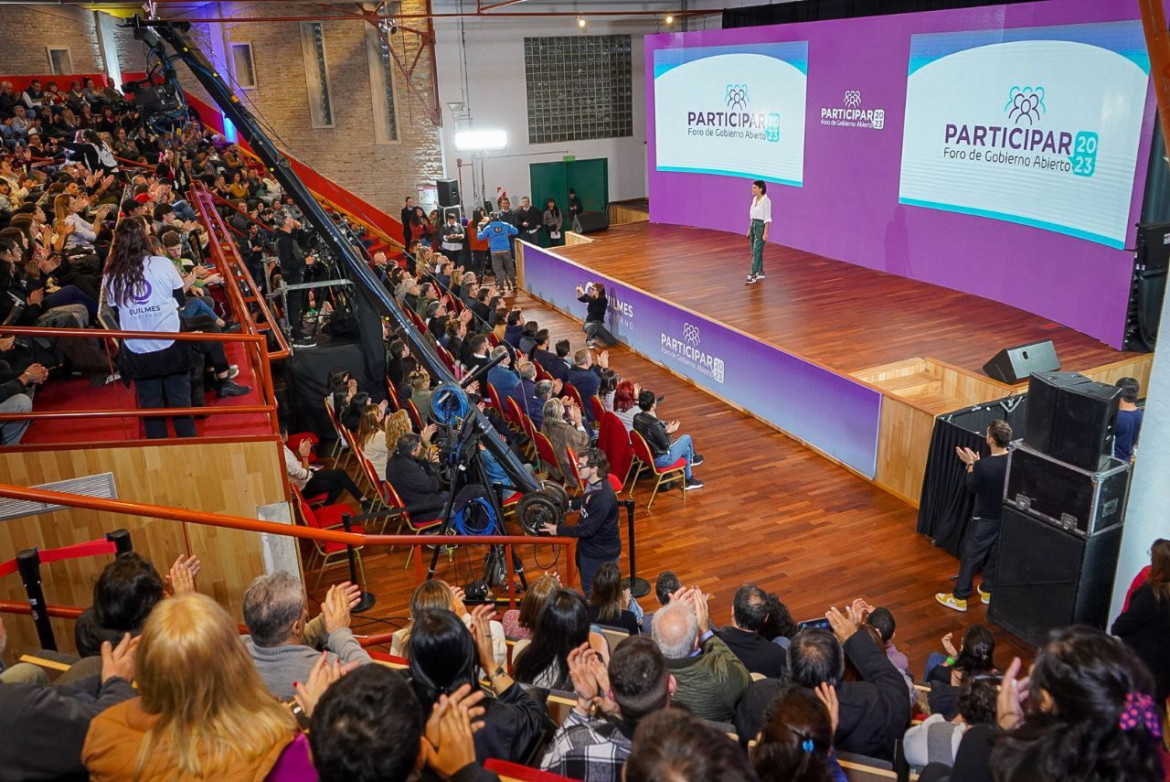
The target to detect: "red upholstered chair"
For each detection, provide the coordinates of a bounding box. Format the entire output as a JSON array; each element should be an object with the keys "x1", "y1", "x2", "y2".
[
  {"x1": 384, "y1": 376, "x2": 402, "y2": 411},
  {"x1": 534, "y1": 363, "x2": 553, "y2": 382},
  {"x1": 485, "y1": 381, "x2": 505, "y2": 413},
  {"x1": 323, "y1": 396, "x2": 348, "y2": 461},
  {"x1": 588, "y1": 395, "x2": 606, "y2": 425},
  {"x1": 628, "y1": 429, "x2": 686, "y2": 510},
  {"x1": 292, "y1": 487, "x2": 366, "y2": 588},
  {"x1": 405, "y1": 398, "x2": 424, "y2": 432},
  {"x1": 487, "y1": 332, "x2": 500, "y2": 347},
  {"x1": 562, "y1": 382, "x2": 584, "y2": 413},
  {"x1": 565, "y1": 446, "x2": 584, "y2": 496},
  {"x1": 533, "y1": 431, "x2": 563, "y2": 483},
  {"x1": 599, "y1": 412, "x2": 633, "y2": 488},
  {"x1": 483, "y1": 759, "x2": 575, "y2": 782}
]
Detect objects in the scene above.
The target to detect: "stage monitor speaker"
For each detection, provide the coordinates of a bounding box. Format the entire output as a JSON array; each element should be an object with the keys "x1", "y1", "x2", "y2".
[
  {"x1": 1025, "y1": 371, "x2": 1090, "y2": 456},
  {"x1": 989, "y1": 505, "x2": 1122, "y2": 647},
  {"x1": 437, "y1": 179, "x2": 460, "y2": 208},
  {"x1": 982, "y1": 339, "x2": 1060, "y2": 384},
  {"x1": 574, "y1": 211, "x2": 609, "y2": 234}
]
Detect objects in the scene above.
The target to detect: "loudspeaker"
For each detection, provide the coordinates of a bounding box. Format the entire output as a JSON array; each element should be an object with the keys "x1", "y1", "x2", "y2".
[
  {"x1": 574, "y1": 211, "x2": 609, "y2": 234},
  {"x1": 437, "y1": 179, "x2": 460, "y2": 208},
  {"x1": 982, "y1": 340, "x2": 1060, "y2": 384},
  {"x1": 1025, "y1": 371, "x2": 1090, "y2": 455},
  {"x1": 989, "y1": 505, "x2": 1122, "y2": 647},
  {"x1": 1049, "y1": 382, "x2": 1121, "y2": 471}
]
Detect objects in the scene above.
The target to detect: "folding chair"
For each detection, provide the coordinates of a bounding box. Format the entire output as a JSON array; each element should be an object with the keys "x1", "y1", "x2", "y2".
[
  {"x1": 404, "y1": 398, "x2": 424, "y2": 432},
  {"x1": 533, "y1": 431, "x2": 563, "y2": 483},
  {"x1": 628, "y1": 430, "x2": 686, "y2": 510},
  {"x1": 381, "y1": 478, "x2": 445, "y2": 568},
  {"x1": 292, "y1": 487, "x2": 366, "y2": 589},
  {"x1": 588, "y1": 395, "x2": 606, "y2": 425},
  {"x1": 564, "y1": 446, "x2": 584, "y2": 496}
]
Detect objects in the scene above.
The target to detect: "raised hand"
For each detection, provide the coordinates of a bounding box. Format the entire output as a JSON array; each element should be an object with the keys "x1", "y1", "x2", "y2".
[{"x1": 100, "y1": 632, "x2": 139, "y2": 684}]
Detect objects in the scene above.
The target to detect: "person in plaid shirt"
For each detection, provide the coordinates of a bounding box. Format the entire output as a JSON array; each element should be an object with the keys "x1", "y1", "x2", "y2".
[{"x1": 540, "y1": 637, "x2": 674, "y2": 781}]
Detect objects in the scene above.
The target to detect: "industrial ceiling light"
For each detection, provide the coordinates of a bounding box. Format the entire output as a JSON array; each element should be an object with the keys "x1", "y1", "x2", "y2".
[
  {"x1": 665, "y1": 14, "x2": 674, "y2": 25},
  {"x1": 454, "y1": 129, "x2": 507, "y2": 151},
  {"x1": 577, "y1": 16, "x2": 587, "y2": 29}
]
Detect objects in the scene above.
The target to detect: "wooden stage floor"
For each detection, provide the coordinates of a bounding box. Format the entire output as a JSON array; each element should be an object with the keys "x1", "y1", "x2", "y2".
[{"x1": 557, "y1": 222, "x2": 1135, "y2": 376}]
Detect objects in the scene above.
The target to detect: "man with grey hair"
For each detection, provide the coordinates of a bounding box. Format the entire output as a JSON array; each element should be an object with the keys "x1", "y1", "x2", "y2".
[
  {"x1": 530, "y1": 379, "x2": 554, "y2": 428},
  {"x1": 651, "y1": 586, "x2": 750, "y2": 723},
  {"x1": 241, "y1": 572, "x2": 371, "y2": 700}
]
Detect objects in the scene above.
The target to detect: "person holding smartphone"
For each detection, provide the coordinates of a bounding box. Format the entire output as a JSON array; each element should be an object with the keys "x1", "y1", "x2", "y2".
[{"x1": 576, "y1": 282, "x2": 616, "y2": 348}]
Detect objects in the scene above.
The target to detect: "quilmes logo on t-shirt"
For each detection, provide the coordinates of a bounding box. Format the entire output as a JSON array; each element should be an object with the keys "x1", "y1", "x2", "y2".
[
  {"x1": 942, "y1": 86, "x2": 1098, "y2": 177},
  {"x1": 685, "y1": 83, "x2": 780, "y2": 143},
  {"x1": 130, "y1": 279, "x2": 153, "y2": 304}
]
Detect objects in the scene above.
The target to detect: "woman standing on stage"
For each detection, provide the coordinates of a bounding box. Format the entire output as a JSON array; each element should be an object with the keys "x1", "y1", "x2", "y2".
[{"x1": 746, "y1": 179, "x2": 771, "y2": 285}]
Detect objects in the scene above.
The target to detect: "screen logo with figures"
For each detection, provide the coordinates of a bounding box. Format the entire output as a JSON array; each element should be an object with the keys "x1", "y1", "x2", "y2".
[{"x1": 660, "y1": 323, "x2": 725, "y2": 383}]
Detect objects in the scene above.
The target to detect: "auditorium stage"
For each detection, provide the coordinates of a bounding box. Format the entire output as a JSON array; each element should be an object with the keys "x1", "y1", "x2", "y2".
[
  {"x1": 558, "y1": 222, "x2": 1132, "y2": 376},
  {"x1": 519, "y1": 222, "x2": 1151, "y2": 506}
]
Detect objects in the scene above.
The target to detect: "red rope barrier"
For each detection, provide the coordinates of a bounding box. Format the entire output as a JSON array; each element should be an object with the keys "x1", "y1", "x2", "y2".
[
  {"x1": 38, "y1": 538, "x2": 118, "y2": 565},
  {"x1": 0, "y1": 536, "x2": 118, "y2": 578}
]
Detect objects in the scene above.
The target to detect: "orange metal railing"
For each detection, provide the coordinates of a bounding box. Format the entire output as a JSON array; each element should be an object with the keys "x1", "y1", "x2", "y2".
[
  {"x1": 188, "y1": 183, "x2": 290, "y2": 361},
  {"x1": 0, "y1": 481, "x2": 576, "y2": 619},
  {"x1": 0, "y1": 326, "x2": 280, "y2": 437}
]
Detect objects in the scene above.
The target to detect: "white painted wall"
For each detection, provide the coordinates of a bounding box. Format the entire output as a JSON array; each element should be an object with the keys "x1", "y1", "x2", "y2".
[{"x1": 433, "y1": 2, "x2": 661, "y2": 205}]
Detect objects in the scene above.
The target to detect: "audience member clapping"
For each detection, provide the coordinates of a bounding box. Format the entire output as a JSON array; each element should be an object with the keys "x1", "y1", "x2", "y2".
[
  {"x1": 390, "y1": 579, "x2": 506, "y2": 667},
  {"x1": 903, "y1": 673, "x2": 997, "y2": 770},
  {"x1": 513, "y1": 589, "x2": 594, "y2": 690},
  {"x1": 409, "y1": 606, "x2": 547, "y2": 764},
  {"x1": 924, "y1": 624, "x2": 996, "y2": 719},
  {"x1": 717, "y1": 583, "x2": 788, "y2": 679},
  {"x1": 750, "y1": 683, "x2": 845, "y2": 782},
  {"x1": 83, "y1": 592, "x2": 314, "y2": 780},
  {"x1": 626, "y1": 708, "x2": 759, "y2": 782},
  {"x1": 588, "y1": 562, "x2": 642, "y2": 636},
  {"x1": 241, "y1": 572, "x2": 372, "y2": 700},
  {"x1": 652, "y1": 585, "x2": 750, "y2": 723}
]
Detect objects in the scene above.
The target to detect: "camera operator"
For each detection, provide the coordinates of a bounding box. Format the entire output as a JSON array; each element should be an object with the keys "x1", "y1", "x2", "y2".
[
  {"x1": 274, "y1": 211, "x2": 316, "y2": 348},
  {"x1": 576, "y1": 282, "x2": 616, "y2": 348}
]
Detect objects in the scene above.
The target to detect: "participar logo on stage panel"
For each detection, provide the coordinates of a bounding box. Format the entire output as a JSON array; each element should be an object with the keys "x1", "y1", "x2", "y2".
[
  {"x1": 660, "y1": 322, "x2": 726, "y2": 384},
  {"x1": 820, "y1": 89, "x2": 886, "y2": 130}
]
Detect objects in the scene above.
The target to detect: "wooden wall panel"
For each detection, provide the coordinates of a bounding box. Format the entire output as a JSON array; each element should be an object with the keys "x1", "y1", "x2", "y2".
[
  {"x1": 0, "y1": 438, "x2": 287, "y2": 664},
  {"x1": 872, "y1": 397, "x2": 937, "y2": 507},
  {"x1": 608, "y1": 204, "x2": 650, "y2": 225},
  {"x1": 1081, "y1": 354, "x2": 1153, "y2": 391}
]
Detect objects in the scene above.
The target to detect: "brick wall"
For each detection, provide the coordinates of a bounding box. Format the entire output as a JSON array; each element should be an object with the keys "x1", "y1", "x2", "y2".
[
  {"x1": 166, "y1": 1, "x2": 443, "y2": 216},
  {"x1": 0, "y1": 5, "x2": 104, "y2": 76}
]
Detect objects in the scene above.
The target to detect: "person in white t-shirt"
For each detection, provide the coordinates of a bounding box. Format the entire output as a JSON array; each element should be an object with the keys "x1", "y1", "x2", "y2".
[
  {"x1": 745, "y1": 179, "x2": 772, "y2": 285},
  {"x1": 101, "y1": 217, "x2": 195, "y2": 438}
]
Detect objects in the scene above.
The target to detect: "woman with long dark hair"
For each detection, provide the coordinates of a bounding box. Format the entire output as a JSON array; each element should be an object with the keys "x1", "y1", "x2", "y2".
[
  {"x1": 985, "y1": 626, "x2": 1165, "y2": 782},
  {"x1": 102, "y1": 217, "x2": 196, "y2": 438},
  {"x1": 588, "y1": 562, "x2": 641, "y2": 635},
  {"x1": 751, "y1": 684, "x2": 843, "y2": 782},
  {"x1": 409, "y1": 607, "x2": 545, "y2": 763},
  {"x1": 512, "y1": 589, "x2": 591, "y2": 689},
  {"x1": 1112, "y1": 538, "x2": 1170, "y2": 703}
]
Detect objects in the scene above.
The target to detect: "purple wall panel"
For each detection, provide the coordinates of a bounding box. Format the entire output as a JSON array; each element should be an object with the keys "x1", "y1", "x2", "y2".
[
  {"x1": 645, "y1": 0, "x2": 1154, "y2": 348},
  {"x1": 522, "y1": 243, "x2": 882, "y2": 478}
]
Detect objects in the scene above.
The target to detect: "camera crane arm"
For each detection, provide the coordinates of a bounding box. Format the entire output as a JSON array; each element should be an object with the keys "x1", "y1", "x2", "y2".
[{"x1": 126, "y1": 16, "x2": 539, "y2": 494}]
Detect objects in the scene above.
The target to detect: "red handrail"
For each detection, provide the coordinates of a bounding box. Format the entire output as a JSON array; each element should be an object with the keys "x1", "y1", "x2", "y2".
[{"x1": 188, "y1": 184, "x2": 290, "y2": 361}]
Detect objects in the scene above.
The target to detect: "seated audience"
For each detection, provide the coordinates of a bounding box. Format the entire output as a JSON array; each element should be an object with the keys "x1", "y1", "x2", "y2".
[
  {"x1": 924, "y1": 624, "x2": 996, "y2": 720},
  {"x1": 486, "y1": 344, "x2": 524, "y2": 408},
  {"x1": 389, "y1": 579, "x2": 506, "y2": 668},
  {"x1": 501, "y1": 573, "x2": 560, "y2": 643},
  {"x1": 408, "y1": 369, "x2": 435, "y2": 424},
  {"x1": 541, "y1": 637, "x2": 675, "y2": 780},
  {"x1": 0, "y1": 631, "x2": 137, "y2": 780},
  {"x1": 863, "y1": 603, "x2": 916, "y2": 706},
  {"x1": 567, "y1": 348, "x2": 605, "y2": 422},
  {"x1": 309, "y1": 664, "x2": 497, "y2": 781},
  {"x1": 513, "y1": 589, "x2": 593, "y2": 690},
  {"x1": 750, "y1": 683, "x2": 847, "y2": 782},
  {"x1": 356, "y1": 403, "x2": 390, "y2": 477},
  {"x1": 1111, "y1": 537, "x2": 1170, "y2": 704},
  {"x1": 588, "y1": 561, "x2": 642, "y2": 636},
  {"x1": 241, "y1": 572, "x2": 372, "y2": 700},
  {"x1": 758, "y1": 591, "x2": 798, "y2": 650},
  {"x1": 934, "y1": 626, "x2": 1165, "y2": 782},
  {"x1": 651, "y1": 586, "x2": 750, "y2": 723},
  {"x1": 903, "y1": 674, "x2": 997, "y2": 770},
  {"x1": 643, "y1": 570, "x2": 680, "y2": 635},
  {"x1": 737, "y1": 606, "x2": 910, "y2": 760},
  {"x1": 540, "y1": 397, "x2": 590, "y2": 482},
  {"x1": 633, "y1": 389, "x2": 704, "y2": 490},
  {"x1": 409, "y1": 607, "x2": 547, "y2": 764},
  {"x1": 718, "y1": 583, "x2": 788, "y2": 679},
  {"x1": 74, "y1": 552, "x2": 199, "y2": 657},
  {"x1": 282, "y1": 423, "x2": 371, "y2": 507},
  {"x1": 385, "y1": 431, "x2": 449, "y2": 517},
  {"x1": 83, "y1": 592, "x2": 314, "y2": 780},
  {"x1": 626, "y1": 708, "x2": 759, "y2": 782}
]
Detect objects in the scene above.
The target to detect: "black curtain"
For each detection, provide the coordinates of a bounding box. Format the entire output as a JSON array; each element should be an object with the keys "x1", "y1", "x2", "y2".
[
  {"x1": 724, "y1": 0, "x2": 1036, "y2": 28},
  {"x1": 917, "y1": 396, "x2": 1028, "y2": 556}
]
